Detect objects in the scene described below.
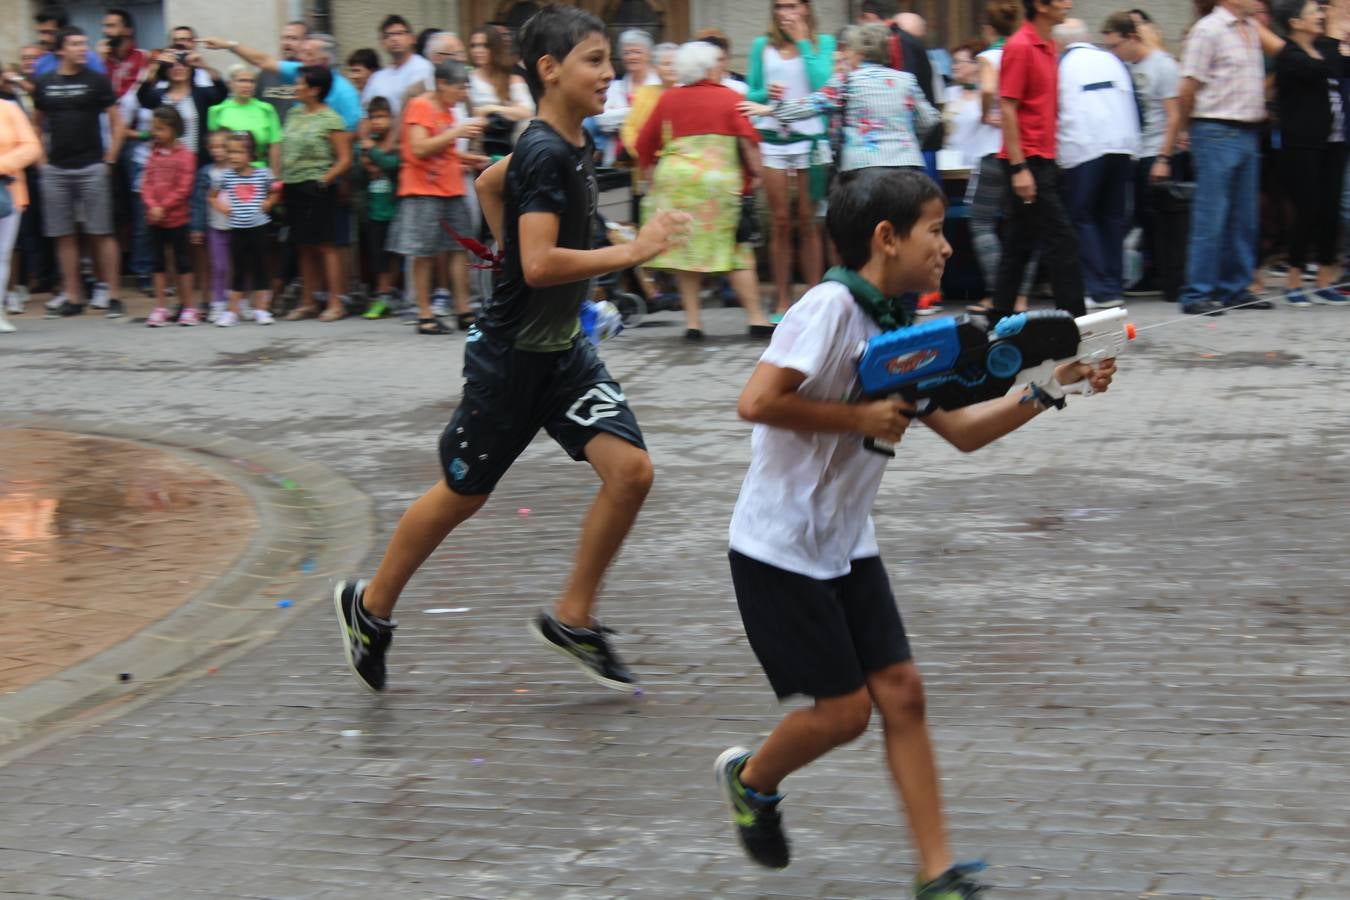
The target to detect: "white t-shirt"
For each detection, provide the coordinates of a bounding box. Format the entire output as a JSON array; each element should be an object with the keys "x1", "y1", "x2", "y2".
[
  {"x1": 1057, "y1": 43, "x2": 1141, "y2": 169},
  {"x1": 729, "y1": 281, "x2": 888, "y2": 580},
  {"x1": 944, "y1": 84, "x2": 999, "y2": 167},
  {"x1": 362, "y1": 54, "x2": 434, "y2": 115}
]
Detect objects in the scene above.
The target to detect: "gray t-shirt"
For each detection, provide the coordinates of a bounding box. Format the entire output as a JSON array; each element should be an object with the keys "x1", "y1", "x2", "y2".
[{"x1": 1131, "y1": 49, "x2": 1180, "y2": 158}]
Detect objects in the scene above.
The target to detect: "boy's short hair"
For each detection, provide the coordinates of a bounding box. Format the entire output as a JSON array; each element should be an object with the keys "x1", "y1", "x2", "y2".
[
  {"x1": 517, "y1": 5, "x2": 607, "y2": 103},
  {"x1": 366, "y1": 95, "x2": 392, "y2": 116},
  {"x1": 152, "y1": 104, "x2": 184, "y2": 137},
  {"x1": 346, "y1": 47, "x2": 379, "y2": 71},
  {"x1": 826, "y1": 169, "x2": 944, "y2": 271}
]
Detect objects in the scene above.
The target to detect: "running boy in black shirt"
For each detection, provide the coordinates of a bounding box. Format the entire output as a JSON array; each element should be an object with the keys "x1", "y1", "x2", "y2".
[{"x1": 334, "y1": 6, "x2": 690, "y2": 694}]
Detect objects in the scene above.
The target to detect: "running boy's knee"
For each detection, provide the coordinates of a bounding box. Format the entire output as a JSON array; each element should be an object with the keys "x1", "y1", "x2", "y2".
[
  {"x1": 604, "y1": 449, "x2": 654, "y2": 499},
  {"x1": 819, "y1": 691, "x2": 873, "y2": 745},
  {"x1": 872, "y1": 664, "x2": 927, "y2": 725}
]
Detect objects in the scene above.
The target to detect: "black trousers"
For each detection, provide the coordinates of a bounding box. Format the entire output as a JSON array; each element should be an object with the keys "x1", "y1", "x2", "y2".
[
  {"x1": 1281, "y1": 143, "x2": 1347, "y2": 269},
  {"x1": 230, "y1": 225, "x2": 271, "y2": 293},
  {"x1": 994, "y1": 156, "x2": 1085, "y2": 316}
]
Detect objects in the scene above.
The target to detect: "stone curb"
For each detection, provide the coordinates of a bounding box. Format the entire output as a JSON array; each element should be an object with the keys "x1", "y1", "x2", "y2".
[{"x1": 0, "y1": 416, "x2": 375, "y2": 752}]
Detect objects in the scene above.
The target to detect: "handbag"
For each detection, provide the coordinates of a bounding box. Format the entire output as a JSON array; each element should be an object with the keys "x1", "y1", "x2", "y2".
[
  {"x1": 0, "y1": 176, "x2": 13, "y2": 219},
  {"x1": 735, "y1": 193, "x2": 762, "y2": 246}
]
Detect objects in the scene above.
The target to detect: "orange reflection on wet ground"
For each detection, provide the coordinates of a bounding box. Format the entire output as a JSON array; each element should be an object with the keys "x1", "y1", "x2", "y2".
[{"x1": 0, "y1": 428, "x2": 257, "y2": 694}]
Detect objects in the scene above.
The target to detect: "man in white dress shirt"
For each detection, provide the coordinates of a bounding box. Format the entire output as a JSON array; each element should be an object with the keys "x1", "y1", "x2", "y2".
[{"x1": 1053, "y1": 18, "x2": 1140, "y2": 308}]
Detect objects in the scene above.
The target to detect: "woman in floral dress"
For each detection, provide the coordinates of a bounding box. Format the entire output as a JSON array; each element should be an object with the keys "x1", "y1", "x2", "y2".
[{"x1": 636, "y1": 42, "x2": 775, "y2": 341}]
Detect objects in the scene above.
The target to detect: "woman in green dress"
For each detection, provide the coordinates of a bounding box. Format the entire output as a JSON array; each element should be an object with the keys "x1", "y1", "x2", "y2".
[{"x1": 636, "y1": 41, "x2": 775, "y2": 341}]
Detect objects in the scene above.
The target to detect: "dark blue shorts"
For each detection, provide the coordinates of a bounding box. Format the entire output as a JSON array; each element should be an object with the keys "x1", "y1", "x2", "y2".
[
  {"x1": 729, "y1": 551, "x2": 912, "y2": 700},
  {"x1": 438, "y1": 330, "x2": 646, "y2": 496}
]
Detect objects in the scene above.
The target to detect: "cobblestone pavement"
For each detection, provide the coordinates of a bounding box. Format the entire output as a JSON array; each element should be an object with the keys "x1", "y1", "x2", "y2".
[{"x1": 0, "y1": 298, "x2": 1347, "y2": 899}]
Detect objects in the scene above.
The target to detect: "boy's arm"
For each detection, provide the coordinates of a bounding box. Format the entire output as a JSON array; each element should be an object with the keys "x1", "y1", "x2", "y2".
[
  {"x1": 923, "y1": 360, "x2": 1118, "y2": 453},
  {"x1": 738, "y1": 362, "x2": 915, "y2": 443},
  {"x1": 476, "y1": 154, "x2": 509, "y2": 246},
  {"x1": 518, "y1": 207, "x2": 689, "y2": 288}
]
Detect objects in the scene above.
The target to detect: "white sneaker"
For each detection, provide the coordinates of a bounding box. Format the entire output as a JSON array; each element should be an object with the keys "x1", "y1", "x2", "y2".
[
  {"x1": 252, "y1": 309, "x2": 275, "y2": 325},
  {"x1": 215, "y1": 310, "x2": 239, "y2": 327},
  {"x1": 207, "y1": 300, "x2": 227, "y2": 323},
  {"x1": 240, "y1": 300, "x2": 254, "y2": 320},
  {"x1": 0, "y1": 309, "x2": 14, "y2": 334},
  {"x1": 5, "y1": 287, "x2": 28, "y2": 314},
  {"x1": 90, "y1": 282, "x2": 110, "y2": 309},
  {"x1": 45, "y1": 292, "x2": 69, "y2": 311},
  {"x1": 1085, "y1": 296, "x2": 1124, "y2": 310}
]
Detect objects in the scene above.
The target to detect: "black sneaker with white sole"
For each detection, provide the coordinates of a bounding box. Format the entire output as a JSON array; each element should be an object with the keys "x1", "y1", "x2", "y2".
[
  {"x1": 715, "y1": 746, "x2": 790, "y2": 869},
  {"x1": 104, "y1": 299, "x2": 124, "y2": 319},
  {"x1": 332, "y1": 579, "x2": 396, "y2": 692},
  {"x1": 528, "y1": 611, "x2": 637, "y2": 690}
]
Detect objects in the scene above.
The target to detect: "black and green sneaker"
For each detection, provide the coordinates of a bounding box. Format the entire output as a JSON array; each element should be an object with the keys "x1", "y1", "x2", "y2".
[
  {"x1": 715, "y1": 746, "x2": 790, "y2": 869},
  {"x1": 332, "y1": 579, "x2": 396, "y2": 693},
  {"x1": 915, "y1": 861, "x2": 988, "y2": 899},
  {"x1": 528, "y1": 612, "x2": 637, "y2": 691}
]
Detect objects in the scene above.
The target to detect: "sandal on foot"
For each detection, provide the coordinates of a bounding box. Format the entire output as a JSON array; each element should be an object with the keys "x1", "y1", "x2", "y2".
[
  {"x1": 417, "y1": 317, "x2": 451, "y2": 335},
  {"x1": 284, "y1": 306, "x2": 320, "y2": 321},
  {"x1": 318, "y1": 308, "x2": 347, "y2": 322}
]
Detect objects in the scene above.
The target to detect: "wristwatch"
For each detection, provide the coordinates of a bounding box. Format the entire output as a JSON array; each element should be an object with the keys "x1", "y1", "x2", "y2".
[{"x1": 1009, "y1": 161, "x2": 1027, "y2": 175}]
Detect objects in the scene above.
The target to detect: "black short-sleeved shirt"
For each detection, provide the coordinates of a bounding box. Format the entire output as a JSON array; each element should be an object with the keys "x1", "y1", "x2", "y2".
[
  {"x1": 478, "y1": 119, "x2": 598, "y2": 352},
  {"x1": 33, "y1": 67, "x2": 116, "y2": 169}
]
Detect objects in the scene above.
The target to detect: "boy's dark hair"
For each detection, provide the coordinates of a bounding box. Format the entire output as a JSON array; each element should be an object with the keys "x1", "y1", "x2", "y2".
[
  {"x1": 433, "y1": 58, "x2": 469, "y2": 86},
  {"x1": 517, "y1": 5, "x2": 607, "y2": 103},
  {"x1": 54, "y1": 26, "x2": 84, "y2": 51},
  {"x1": 35, "y1": 5, "x2": 68, "y2": 26},
  {"x1": 366, "y1": 95, "x2": 392, "y2": 116},
  {"x1": 346, "y1": 47, "x2": 379, "y2": 71},
  {"x1": 1102, "y1": 11, "x2": 1138, "y2": 37},
  {"x1": 380, "y1": 14, "x2": 411, "y2": 36},
  {"x1": 152, "y1": 104, "x2": 184, "y2": 137},
  {"x1": 298, "y1": 64, "x2": 333, "y2": 100},
  {"x1": 105, "y1": 7, "x2": 135, "y2": 31},
  {"x1": 860, "y1": 0, "x2": 900, "y2": 20},
  {"x1": 826, "y1": 169, "x2": 944, "y2": 271}
]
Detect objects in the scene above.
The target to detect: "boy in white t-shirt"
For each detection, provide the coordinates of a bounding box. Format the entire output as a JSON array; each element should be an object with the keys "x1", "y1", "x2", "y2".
[{"x1": 716, "y1": 168, "x2": 1118, "y2": 899}]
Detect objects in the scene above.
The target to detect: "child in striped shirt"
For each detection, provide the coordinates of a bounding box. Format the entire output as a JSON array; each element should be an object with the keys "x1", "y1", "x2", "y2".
[{"x1": 209, "y1": 132, "x2": 279, "y2": 327}]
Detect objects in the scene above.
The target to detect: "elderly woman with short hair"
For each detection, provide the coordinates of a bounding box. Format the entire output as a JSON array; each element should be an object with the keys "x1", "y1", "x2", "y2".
[
  {"x1": 742, "y1": 22, "x2": 938, "y2": 174},
  {"x1": 207, "y1": 64, "x2": 283, "y2": 171},
  {"x1": 595, "y1": 29, "x2": 660, "y2": 160},
  {"x1": 636, "y1": 41, "x2": 774, "y2": 341}
]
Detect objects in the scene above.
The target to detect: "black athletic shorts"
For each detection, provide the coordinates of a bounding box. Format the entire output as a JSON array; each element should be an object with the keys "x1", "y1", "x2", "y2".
[
  {"x1": 438, "y1": 329, "x2": 646, "y2": 496},
  {"x1": 728, "y1": 550, "x2": 912, "y2": 700}
]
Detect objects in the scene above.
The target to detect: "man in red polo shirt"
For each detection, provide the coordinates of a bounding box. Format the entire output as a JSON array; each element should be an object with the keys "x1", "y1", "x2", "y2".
[{"x1": 993, "y1": 0, "x2": 1085, "y2": 317}]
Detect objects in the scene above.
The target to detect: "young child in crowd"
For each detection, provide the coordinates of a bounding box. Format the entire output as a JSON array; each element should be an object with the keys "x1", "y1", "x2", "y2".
[
  {"x1": 210, "y1": 132, "x2": 278, "y2": 326},
  {"x1": 716, "y1": 168, "x2": 1119, "y2": 898},
  {"x1": 332, "y1": 6, "x2": 690, "y2": 692},
  {"x1": 142, "y1": 107, "x2": 198, "y2": 327},
  {"x1": 192, "y1": 129, "x2": 232, "y2": 321},
  {"x1": 356, "y1": 96, "x2": 402, "y2": 319}
]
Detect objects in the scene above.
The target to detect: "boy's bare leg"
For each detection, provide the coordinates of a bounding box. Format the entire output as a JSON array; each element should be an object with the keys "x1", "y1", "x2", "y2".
[
  {"x1": 866, "y1": 661, "x2": 953, "y2": 882},
  {"x1": 362, "y1": 480, "x2": 488, "y2": 619},
  {"x1": 450, "y1": 253, "x2": 471, "y2": 315},
  {"x1": 412, "y1": 256, "x2": 434, "y2": 319},
  {"x1": 738, "y1": 689, "x2": 872, "y2": 794},
  {"x1": 553, "y1": 433, "x2": 653, "y2": 628}
]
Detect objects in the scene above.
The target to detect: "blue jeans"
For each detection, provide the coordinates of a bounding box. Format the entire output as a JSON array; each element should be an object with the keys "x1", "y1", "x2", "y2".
[
  {"x1": 1180, "y1": 121, "x2": 1259, "y2": 307},
  {"x1": 1062, "y1": 154, "x2": 1132, "y2": 301}
]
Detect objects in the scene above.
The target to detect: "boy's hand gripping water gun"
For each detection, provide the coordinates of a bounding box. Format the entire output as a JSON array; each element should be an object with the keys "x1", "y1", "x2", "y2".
[{"x1": 856, "y1": 308, "x2": 1135, "y2": 456}]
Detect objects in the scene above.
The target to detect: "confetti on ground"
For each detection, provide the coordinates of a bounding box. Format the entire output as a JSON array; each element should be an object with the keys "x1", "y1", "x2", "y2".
[
  {"x1": 340, "y1": 729, "x2": 362, "y2": 738},
  {"x1": 424, "y1": 607, "x2": 471, "y2": 614},
  {"x1": 517, "y1": 508, "x2": 531, "y2": 516},
  {"x1": 276, "y1": 599, "x2": 293, "y2": 608}
]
